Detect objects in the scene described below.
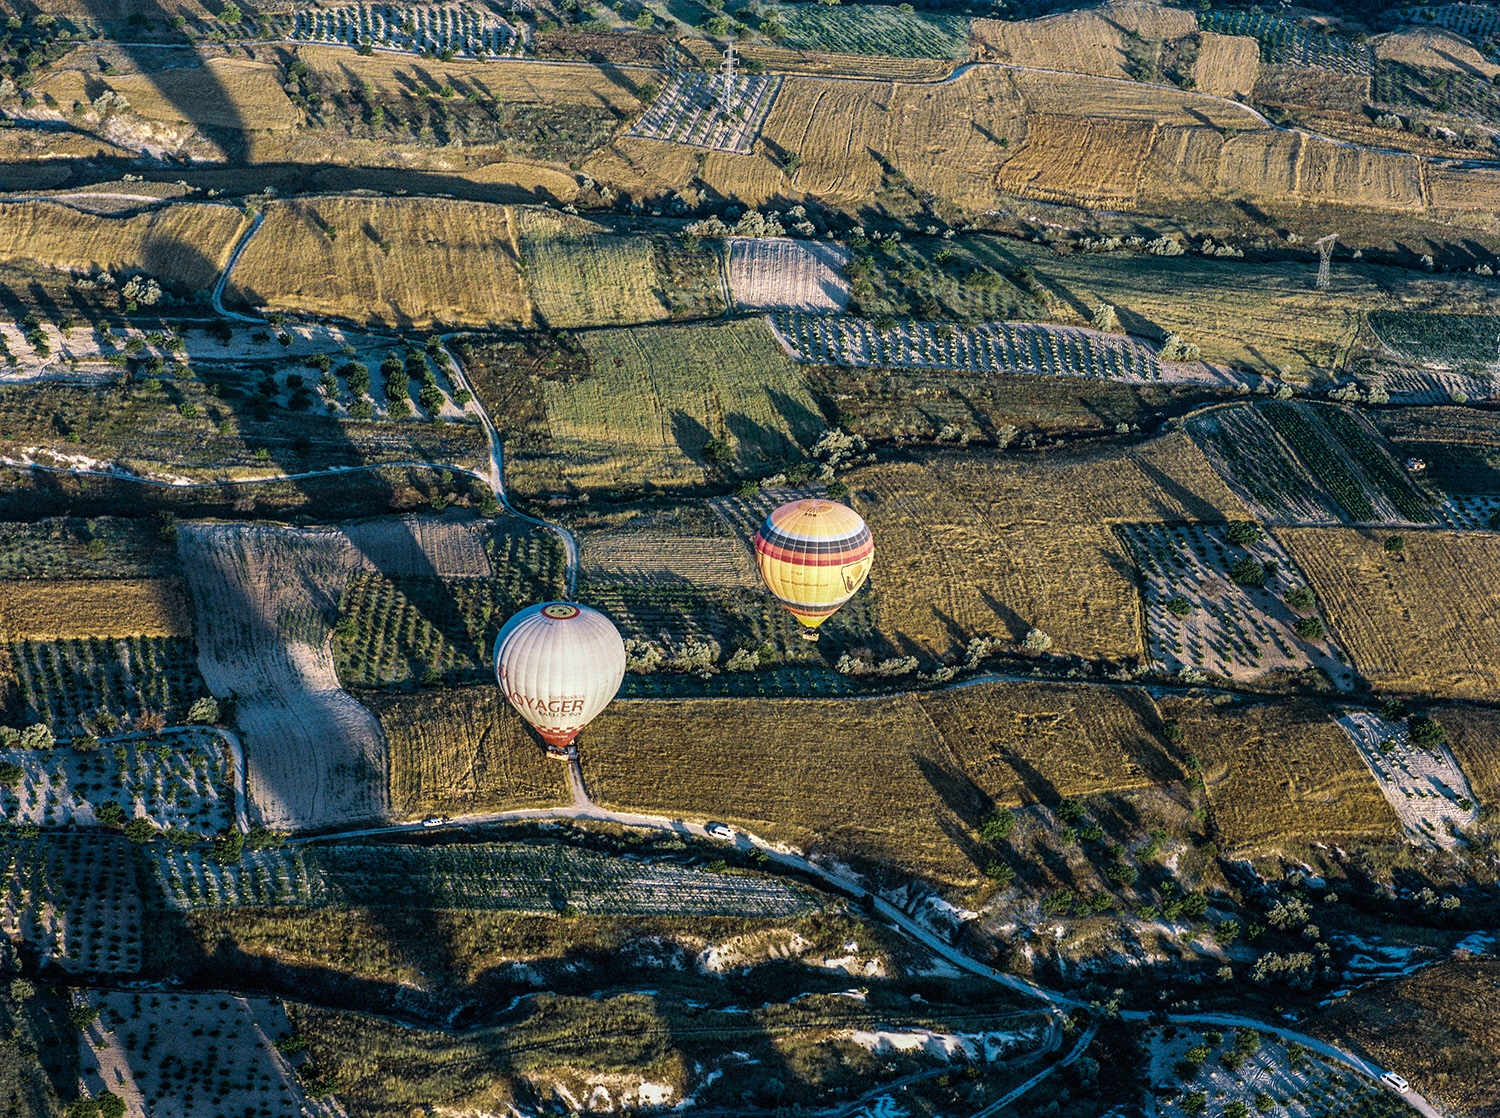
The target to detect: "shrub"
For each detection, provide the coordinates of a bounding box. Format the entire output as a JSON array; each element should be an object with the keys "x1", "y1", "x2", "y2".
[
  {"x1": 1040, "y1": 889, "x2": 1074, "y2": 916},
  {"x1": 1023, "y1": 628, "x2": 1052, "y2": 652},
  {"x1": 1224, "y1": 1101, "x2": 1249, "y2": 1118},
  {"x1": 1293, "y1": 616, "x2": 1325, "y2": 640},
  {"x1": 1057, "y1": 800, "x2": 1086, "y2": 822},
  {"x1": 1255, "y1": 1093, "x2": 1275, "y2": 1113},
  {"x1": 187, "y1": 697, "x2": 220, "y2": 724},
  {"x1": 702, "y1": 437, "x2": 734, "y2": 464},
  {"x1": 1230, "y1": 557, "x2": 1266, "y2": 587},
  {"x1": 979, "y1": 810, "x2": 1016, "y2": 841},
  {"x1": 1165, "y1": 595, "x2": 1193, "y2": 617},
  {"x1": 210, "y1": 830, "x2": 245, "y2": 864},
  {"x1": 1105, "y1": 863, "x2": 1139, "y2": 886},
  {"x1": 1182, "y1": 1091, "x2": 1207, "y2": 1115},
  {"x1": 0, "y1": 762, "x2": 20, "y2": 786},
  {"x1": 19, "y1": 723, "x2": 53, "y2": 750},
  {"x1": 69, "y1": 1004, "x2": 99, "y2": 1029},
  {"x1": 1164, "y1": 721, "x2": 1185, "y2": 745},
  {"x1": 1285, "y1": 586, "x2": 1315, "y2": 611},
  {"x1": 1234, "y1": 1028, "x2": 1262, "y2": 1055},
  {"x1": 1408, "y1": 715, "x2": 1447, "y2": 749},
  {"x1": 984, "y1": 862, "x2": 1015, "y2": 887},
  {"x1": 124, "y1": 818, "x2": 157, "y2": 843},
  {"x1": 97, "y1": 1095, "x2": 125, "y2": 1118},
  {"x1": 96, "y1": 802, "x2": 126, "y2": 828},
  {"x1": 1213, "y1": 919, "x2": 1241, "y2": 946},
  {"x1": 1384, "y1": 535, "x2": 1405, "y2": 554},
  {"x1": 1225, "y1": 521, "x2": 1263, "y2": 545}
]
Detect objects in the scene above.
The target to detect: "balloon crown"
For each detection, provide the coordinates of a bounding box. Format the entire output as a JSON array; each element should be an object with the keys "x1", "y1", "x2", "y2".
[{"x1": 541, "y1": 603, "x2": 582, "y2": 620}]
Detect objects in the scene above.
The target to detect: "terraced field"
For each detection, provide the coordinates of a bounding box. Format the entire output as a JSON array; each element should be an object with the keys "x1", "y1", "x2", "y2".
[
  {"x1": 628, "y1": 72, "x2": 783, "y2": 154},
  {"x1": 0, "y1": 831, "x2": 142, "y2": 975}
]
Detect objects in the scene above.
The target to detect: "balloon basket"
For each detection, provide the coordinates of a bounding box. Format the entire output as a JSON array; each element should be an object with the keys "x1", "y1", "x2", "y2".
[
  {"x1": 545, "y1": 744, "x2": 577, "y2": 762},
  {"x1": 800, "y1": 630, "x2": 820, "y2": 643}
]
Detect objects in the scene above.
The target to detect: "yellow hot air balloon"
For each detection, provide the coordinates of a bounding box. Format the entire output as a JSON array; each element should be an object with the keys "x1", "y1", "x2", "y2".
[{"x1": 753, "y1": 499, "x2": 874, "y2": 640}]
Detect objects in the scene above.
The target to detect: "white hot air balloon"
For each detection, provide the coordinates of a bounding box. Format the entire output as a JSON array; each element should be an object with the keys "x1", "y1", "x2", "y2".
[{"x1": 493, "y1": 602, "x2": 626, "y2": 758}]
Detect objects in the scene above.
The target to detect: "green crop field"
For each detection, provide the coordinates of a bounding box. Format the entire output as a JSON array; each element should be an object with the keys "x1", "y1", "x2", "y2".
[
  {"x1": 522, "y1": 320, "x2": 825, "y2": 498},
  {"x1": 1192, "y1": 402, "x2": 1435, "y2": 525},
  {"x1": 518, "y1": 210, "x2": 726, "y2": 327},
  {"x1": 1369, "y1": 311, "x2": 1500, "y2": 366},
  {"x1": 774, "y1": 4, "x2": 971, "y2": 59}
]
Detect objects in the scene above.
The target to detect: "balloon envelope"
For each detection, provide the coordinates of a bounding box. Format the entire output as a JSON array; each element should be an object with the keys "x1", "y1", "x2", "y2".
[
  {"x1": 493, "y1": 602, "x2": 626, "y2": 748},
  {"x1": 753, "y1": 499, "x2": 873, "y2": 632}
]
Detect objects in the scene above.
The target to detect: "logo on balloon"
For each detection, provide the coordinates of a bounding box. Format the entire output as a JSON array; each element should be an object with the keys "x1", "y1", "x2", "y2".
[
  {"x1": 509, "y1": 691, "x2": 587, "y2": 716},
  {"x1": 840, "y1": 559, "x2": 871, "y2": 594}
]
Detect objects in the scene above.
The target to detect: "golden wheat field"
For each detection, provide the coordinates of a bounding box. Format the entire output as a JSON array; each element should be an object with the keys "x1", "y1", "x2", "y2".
[
  {"x1": 0, "y1": 200, "x2": 249, "y2": 289},
  {"x1": 1161, "y1": 695, "x2": 1397, "y2": 853},
  {"x1": 1278, "y1": 529, "x2": 1500, "y2": 701},
  {"x1": 369, "y1": 687, "x2": 571, "y2": 819},
  {"x1": 1193, "y1": 32, "x2": 1260, "y2": 98},
  {"x1": 296, "y1": 46, "x2": 650, "y2": 111},
  {"x1": 973, "y1": 1, "x2": 1196, "y2": 79},
  {"x1": 0, "y1": 578, "x2": 192, "y2": 640},
  {"x1": 580, "y1": 693, "x2": 988, "y2": 884},
  {"x1": 847, "y1": 433, "x2": 1247, "y2": 661},
  {"x1": 226, "y1": 197, "x2": 532, "y2": 327},
  {"x1": 917, "y1": 681, "x2": 1183, "y2": 804},
  {"x1": 38, "y1": 55, "x2": 298, "y2": 131}
]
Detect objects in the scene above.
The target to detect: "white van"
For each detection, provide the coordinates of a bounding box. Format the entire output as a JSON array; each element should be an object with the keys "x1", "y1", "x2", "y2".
[{"x1": 1381, "y1": 1072, "x2": 1409, "y2": 1093}]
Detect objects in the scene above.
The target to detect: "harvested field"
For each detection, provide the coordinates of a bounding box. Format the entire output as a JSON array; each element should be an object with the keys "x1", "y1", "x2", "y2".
[
  {"x1": 1119, "y1": 522, "x2": 1350, "y2": 687},
  {"x1": 153, "y1": 840, "x2": 820, "y2": 918},
  {"x1": 727, "y1": 238, "x2": 850, "y2": 313},
  {"x1": 226, "y1": 197, "x2": 531, "y2": 327},
  {"x1": 916, "y1": 680, "x2": 1183, "y2": 805},
  {"x1": 1441, "y1": 705, "x2": 1500, "y2": 807},
  {"x1": 997, "y1": 114, "x2": 1156, "y2": 208},
  {"x1": 1193, "y1": 31, "x2": 1260, "y2": 98},
  {"x1": 1159, "y1": 696, "x2": 1397, "y2": 852},
  {"x1": 1311, "y1": 956, "x2": 1500, "y2": 1118},
  {"x1": 1278, "y1": 528, "x2": 1500, "y2": 700},
  {"x1": 0, "y1": 831, "x2": 142, "y2": 975},
  {"x1": 179, "y1": 515, "x2": 497, "y2": 829},
  {"x1": 1336, "y1": 710, "x2": 1478, "y2": 848},
  {"x1": 295, "y1": 47, "x2": 646, "y2": 111},
  {"x1": 0, "y1": 727, "x2": 234, "y2": 834},
  {"x1": 532, "y1": 320, "x2": 823, "y2": 497},
  {"x1": 517, "y1": 208, "x2": 724, "y2": 326},
  {"x1": 582, "y1": 693, "x2": 991, "y2": 884},
  {"x1": 81, "y1": 990, "x2": 331, "y2": 1118},
  {"x1": 845, "y1": 434, "x2": 1246, "y2": 661},
  {"x1": 39, "y1": 56, "x2": 298, "y2": 130},
  {"x1": 371, "y1": 687, "x2": 569, "y2": 818},
  {"x1": 0, "y1": 578, "x2": 189, "y2": 640},
  {"x1": 973, "y1": 2, "x2": 1197, "y2": 79},
  {"x1": 0, "y1": 200, "x2": 248, "y2": 291},
  {"x1": 1375, "y1": 27, "x2": 1500, "y2": 81}
]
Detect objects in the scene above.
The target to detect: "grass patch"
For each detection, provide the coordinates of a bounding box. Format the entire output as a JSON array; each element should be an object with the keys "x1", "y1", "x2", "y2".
[
  {"x1": 775, "y1": 4, "x2": 970, "y2": 59},
  {"x1": 529, "y1": 320, "x2": 824, "y2": 498}
]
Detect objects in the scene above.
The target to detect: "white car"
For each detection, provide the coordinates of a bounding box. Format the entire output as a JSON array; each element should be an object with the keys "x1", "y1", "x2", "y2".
[
  {"x1": 1381, "y1": 1072, "x2": 1409, "y2": 1093},
  {"x1": 705, "y1": 822, "x2": 734, "y2": 840},
  {"x1": 421, "y1": 816, "x2": 446, "y2": 828}
]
